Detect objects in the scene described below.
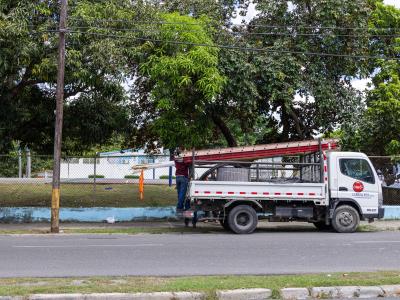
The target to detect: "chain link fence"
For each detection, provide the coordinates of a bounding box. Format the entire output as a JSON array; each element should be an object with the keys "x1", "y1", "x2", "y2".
[
  {"x1": 0, "y1": 153, "x2": 399, "y2": 207},
  {"x1": 0, "y1": 152, "x2": 177, "y2": 208},
  {"x1": 369, "y1": 156, "x2": 400, "y2": 205}
]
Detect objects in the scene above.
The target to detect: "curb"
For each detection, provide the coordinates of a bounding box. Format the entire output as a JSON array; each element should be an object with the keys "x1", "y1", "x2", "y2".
[
  {"x1": 1, "y1": 285, "x2": 400, "y2": 299},
  {"x1": 217, "y1": 288, "x2": 272, "y2": 300},
  {"x1": 0, "y1": 292, "x2": 204, "y2": 300},
  {"x1": 284, "y1": 285, "x2": 400, "y2": 299}
]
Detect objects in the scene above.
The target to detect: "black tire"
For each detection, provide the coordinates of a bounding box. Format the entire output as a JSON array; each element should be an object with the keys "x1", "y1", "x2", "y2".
[
  {"x1": 313, "y1": 221, "x2": 332, "y2": 231},
  {"x1": 219, "y1": 218, "x2": 231, "y2": 231},
  {"x1": 227, "y1": 205, "x2": 258, "y2": 234},
  {"x1": 332, "y1": 205, "x2": 360, "y2": 233},
  {"x1": 218, "y1": 211, "x2": 231, "y2": 231}
]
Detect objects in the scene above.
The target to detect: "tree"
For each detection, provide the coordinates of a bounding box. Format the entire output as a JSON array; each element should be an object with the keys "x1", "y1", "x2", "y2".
[
  {"x1": 133, "y1": 13, "x2": 226, "y2": 149},
  {"x1": 242, "y1": 0, "x2": 371, "y2": 142},
  {"x1": 0, "y1": 0, "x2": 152, "y2": 154},
  {"x1": 342, "y1": 1, "x2": 400, "y2": 155},
  {"x1": 2, "y1": 0, "x2": 399, "y2": 155}
]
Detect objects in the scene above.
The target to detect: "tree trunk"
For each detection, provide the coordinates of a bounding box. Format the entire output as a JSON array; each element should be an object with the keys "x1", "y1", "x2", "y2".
[
  {"x1": 281, "y1": 104, "x2": 290, "y2": 141},
  {"x1": 210, "y1": 113, "x2": 238, "y2": 147},
  {"x1": 287, "y1": 107, "x2": 305, "y2": 139}
]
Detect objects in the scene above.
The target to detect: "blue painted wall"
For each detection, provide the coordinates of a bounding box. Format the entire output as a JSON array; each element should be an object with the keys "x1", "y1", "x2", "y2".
[
  {"x1": 0, "y1": 206, "x2": 399, "y2": 223},
  {"x1": 0, "y1": 207, "x2": 176, "y2": 223},
  {"x1": 381, "y1": 206, "x2": 400, "y2": 220}
]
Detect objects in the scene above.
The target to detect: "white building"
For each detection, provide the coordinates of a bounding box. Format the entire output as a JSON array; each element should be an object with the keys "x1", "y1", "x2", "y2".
[{"x1": 60, "y1": 149, "x2": 173, "y2": 179}]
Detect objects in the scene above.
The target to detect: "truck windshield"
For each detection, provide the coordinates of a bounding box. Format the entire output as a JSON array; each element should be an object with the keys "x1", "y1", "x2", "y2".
[{"x1": 339, "y1": 159, "x2": 375, "y2": 184}]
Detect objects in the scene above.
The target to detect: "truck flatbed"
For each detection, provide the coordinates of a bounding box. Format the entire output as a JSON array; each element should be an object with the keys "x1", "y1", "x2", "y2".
[{"x1": 190, "y1": 180, "x2": 326, "y2": 203}]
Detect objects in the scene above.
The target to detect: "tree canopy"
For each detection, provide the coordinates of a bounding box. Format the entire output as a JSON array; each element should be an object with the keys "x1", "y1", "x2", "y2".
[{"x1": 0, "y1": 0, "x2": 399, "y2": 155}]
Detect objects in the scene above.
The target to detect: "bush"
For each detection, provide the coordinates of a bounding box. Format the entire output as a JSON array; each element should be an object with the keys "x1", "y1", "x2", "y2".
[
  {"x1": 159, "y1": 175, "x2": 175, "y2": 179},
  {"x1": 88, "y1": 174, "x2": 105, "y2": 178},
  {"x1": 124, "y1": 175, "x2": 140, "y2": 179}
]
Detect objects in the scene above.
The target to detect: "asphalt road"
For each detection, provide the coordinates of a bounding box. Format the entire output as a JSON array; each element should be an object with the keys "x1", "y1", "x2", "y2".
[{"x1": 1, "y1": 230, "x2": 400, "y2": 277}]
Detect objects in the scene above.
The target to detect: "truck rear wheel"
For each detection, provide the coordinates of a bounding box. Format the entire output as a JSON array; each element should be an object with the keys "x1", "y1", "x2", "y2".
[
  {"x1": 332, "y1": 205, "x2": 360, "y2": 233},
  {"x1": 218, "y1": 211, "x2": 231, "y2": 231},
  {"x1": 219, "y1": 218, "x2": 231, "y2": 231},
  {"x1": 228, "y1": 205, "x2": 258, "y2": 234}
]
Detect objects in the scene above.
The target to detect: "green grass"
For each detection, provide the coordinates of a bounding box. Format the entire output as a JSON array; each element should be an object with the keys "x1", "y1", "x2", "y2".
[
  {"x1": 0, "y1": 184, "x2": 177, "y2": 207},
  {"x1": 356, "y1": 224, "x2": 380, "y2": 232},
  {"x1": 0, "y1": 272, "x2": 399, "y2": 298}
]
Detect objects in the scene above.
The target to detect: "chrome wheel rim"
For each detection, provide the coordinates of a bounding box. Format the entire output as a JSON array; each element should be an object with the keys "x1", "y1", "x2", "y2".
[
  {"x1": 235, "y1": 212, "x2": 251, "y2": 228},
  {"x1": 338, "y1": 211, "x2": 354, "y2": 227}
]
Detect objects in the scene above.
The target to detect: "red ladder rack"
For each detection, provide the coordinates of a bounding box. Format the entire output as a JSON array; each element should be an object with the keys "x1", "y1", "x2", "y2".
[{"x1": 182, "y1": 139, "x2": 339, "y2": 163}]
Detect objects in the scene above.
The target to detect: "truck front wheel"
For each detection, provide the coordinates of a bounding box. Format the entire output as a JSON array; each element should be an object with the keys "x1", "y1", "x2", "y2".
[
  {"x1": 228, "y1": 205, "x2": 258, "y2": 234},
  {"x1": 332, "y1": 205, "x2": 360, "y2": 233}
]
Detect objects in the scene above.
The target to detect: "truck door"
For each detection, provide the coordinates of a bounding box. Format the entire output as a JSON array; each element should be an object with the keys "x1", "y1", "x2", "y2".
[{"x1": 337, "y1": 158, "x2": 379, "y2": 216}]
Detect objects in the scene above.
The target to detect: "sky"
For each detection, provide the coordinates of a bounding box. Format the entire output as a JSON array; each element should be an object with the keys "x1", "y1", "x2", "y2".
[
  {"x1": 384, "y1": 0, "x2": 400, "y2": 7},
  {"x1": 236, "y1": 1, "x2": 400, "y2": 25}
]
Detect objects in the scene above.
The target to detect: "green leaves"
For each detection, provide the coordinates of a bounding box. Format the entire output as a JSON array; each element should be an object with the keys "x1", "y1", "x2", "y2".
[
  {"x1": 1, "y1": 0, "x2": 400, "y2": 154},
  {"x1": 137, "y1": 12, "x2": 226, "y2": 148},
  {"x1": 342, "y1": 1, "x2": 400, "y2": 156}
]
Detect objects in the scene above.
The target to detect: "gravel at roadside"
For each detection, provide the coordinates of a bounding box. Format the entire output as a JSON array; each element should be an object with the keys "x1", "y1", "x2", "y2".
[{"x1": 0, "y1": 219, "x2": 399, "y2": 233}]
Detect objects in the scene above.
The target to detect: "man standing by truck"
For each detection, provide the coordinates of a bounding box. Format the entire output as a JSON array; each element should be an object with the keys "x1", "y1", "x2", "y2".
[{"x1": 174, "y1": 148, "x2": 190, "y2": 213}]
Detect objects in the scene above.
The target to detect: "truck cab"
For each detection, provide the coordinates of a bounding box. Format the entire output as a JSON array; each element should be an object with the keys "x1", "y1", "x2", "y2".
[{"x1": 327, "y1": 152, "x2": 384, "y2": 227}]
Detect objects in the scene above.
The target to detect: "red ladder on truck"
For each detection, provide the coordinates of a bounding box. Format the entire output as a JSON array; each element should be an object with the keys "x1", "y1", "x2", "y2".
[{"x1": 181, "y1": 138, "x2": 338, "y2": 163}]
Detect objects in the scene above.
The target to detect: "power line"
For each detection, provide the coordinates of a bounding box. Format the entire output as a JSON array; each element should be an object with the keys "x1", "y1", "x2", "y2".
[
  {"x1": 25, "y1": 26, "x2": 400, "y2": 60},
  {"x1": 57, "y1": 29, "x2": 399, "y2": 60},
  {"x1": 64, "y1": 25, "x2": 400, "y2": 38},
  {"x1": 25, "y1": 24, "x2": 400, "y2": 60},
  {"x1": 26, "y1": 23, "x2": 400, "y2": 39},
  {"x1": 37, "y1": 15, "x2": 400, "y2": 31}
]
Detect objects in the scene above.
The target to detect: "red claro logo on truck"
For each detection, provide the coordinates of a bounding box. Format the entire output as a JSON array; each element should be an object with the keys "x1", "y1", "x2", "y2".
[{"x1": 353, "y1": 181, "x2": 364, "y2": 193}]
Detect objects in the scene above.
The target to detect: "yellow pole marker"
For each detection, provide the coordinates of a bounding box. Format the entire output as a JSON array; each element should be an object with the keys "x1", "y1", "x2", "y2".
[
  {"x1": 51, "y1": 188, "x2": 60, "y2": 232},
  {"x1": 139, "y1": 169, "x2": 144, "y2": 201}
]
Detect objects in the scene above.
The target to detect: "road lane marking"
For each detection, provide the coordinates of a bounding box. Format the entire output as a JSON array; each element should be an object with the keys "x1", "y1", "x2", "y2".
[
  {"x1": 354, "y1": 241, "x2": 400, "y2": 244},
  {"x1": 13, "y1": 243, "x2": 163, "y2": 248}
]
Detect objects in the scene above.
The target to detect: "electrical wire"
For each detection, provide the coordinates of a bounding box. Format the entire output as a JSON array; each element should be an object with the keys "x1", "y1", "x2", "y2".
[
  {"x1": 56, "y1": 29, "x2": 398, "y2": 60},
  {"x1": 24, "y1": 22, "x2": 400, "y2": 60},
  {"x1": 67, "y1": 16, "x2": 399, "y2": 31},
  {"x1": 26, "y1": 23, "x2": 400, "y2": 39},
  {"x1": 36, "y1": 15, "x2": 400, "y2": 32},
  {"x1": 64, "y1": 25, "x2": 400, "y2": 38}
]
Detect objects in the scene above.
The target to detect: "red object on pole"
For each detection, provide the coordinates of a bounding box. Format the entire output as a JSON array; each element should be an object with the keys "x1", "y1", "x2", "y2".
[{"x1": 139, "y1": 169, "x2": 144, "y2": 200}]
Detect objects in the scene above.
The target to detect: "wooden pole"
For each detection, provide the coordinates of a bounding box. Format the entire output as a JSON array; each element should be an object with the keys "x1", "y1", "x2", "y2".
[{"x1": 51, "y1": 0, "x2": 68, "y2": 233}]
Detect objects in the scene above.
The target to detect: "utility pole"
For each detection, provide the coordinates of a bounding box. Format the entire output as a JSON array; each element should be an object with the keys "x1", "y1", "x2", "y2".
[{"x1": 51, "y1": 0, "x2": 68, "y2": 233}]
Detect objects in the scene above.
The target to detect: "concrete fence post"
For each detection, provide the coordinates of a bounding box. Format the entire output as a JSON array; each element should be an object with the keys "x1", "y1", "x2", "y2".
[
  {"x1": 25, "y1": 147, "x2": 31, "y2": 178},
  {"x1": 93, "y1": 153, "x2": 97, "y2": 200},
  {"x1": 152, "y1": 157, "x2": 156, "y2": 180},
  {"x1": 18, "y1": 148, "x2": 22, "y2": 178}
]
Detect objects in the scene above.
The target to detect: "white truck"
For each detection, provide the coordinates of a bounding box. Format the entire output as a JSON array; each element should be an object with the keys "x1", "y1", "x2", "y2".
[{"x1": 183, "y1": 139, "x2": 385, "y2": 233}]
